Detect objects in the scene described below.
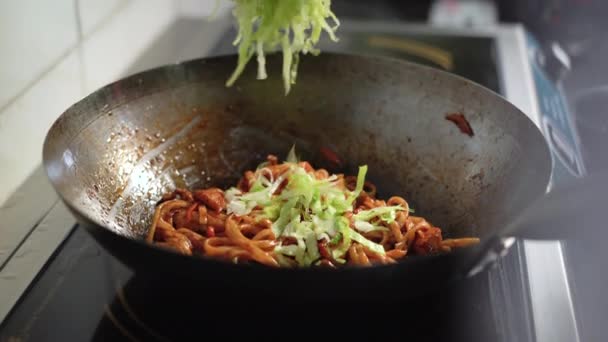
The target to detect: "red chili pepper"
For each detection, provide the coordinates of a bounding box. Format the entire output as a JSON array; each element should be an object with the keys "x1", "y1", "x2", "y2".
[
  {"x1": 318, "y1": 240, "x2": 341, "y2": 266},
  {"x1": 319, "y1": 146, "x2": 343, "y2": 168},
  {"x1": 445, "y1": 113, "x2": 474, "y2": 137},
  {"x1": 206, "y1": 226, "x2": 216, "y2": 238},
  {"x1": 318, "y1": 240, "x2": 332, "y2": 259}
]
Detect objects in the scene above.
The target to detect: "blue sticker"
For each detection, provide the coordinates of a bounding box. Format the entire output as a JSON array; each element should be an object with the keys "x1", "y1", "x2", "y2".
[{"x1": 525, "y1": 33, "x2": 586, "y2": 182}]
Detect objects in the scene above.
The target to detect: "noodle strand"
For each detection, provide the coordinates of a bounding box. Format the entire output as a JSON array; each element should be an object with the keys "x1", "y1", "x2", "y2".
[{"x1": 146, "y1": 154, "x2": 479, "y2": 267}]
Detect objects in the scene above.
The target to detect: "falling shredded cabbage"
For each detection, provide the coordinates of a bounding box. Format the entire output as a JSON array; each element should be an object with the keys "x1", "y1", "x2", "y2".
[{"x1": 226, "y1": 0, "x2": 340, "y2": 94}]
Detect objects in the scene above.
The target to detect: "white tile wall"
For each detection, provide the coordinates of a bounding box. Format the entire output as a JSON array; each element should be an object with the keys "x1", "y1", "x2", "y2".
[
  {"x1": 77, "y1": 0, "x2": 127, "y2": 37},
  {"x1": 0, "y1": 0, "x2": 78, "y2": 109},
  {"x1": 176, "y1": 0, "x2": 233, "y2": 18},
  {"x1": 79, "y1": 0, "x2": 176, "y2": 93},
  {"x1": 0, "y1": 53, "x2": 84, "y2": 205},
  {"x1": 0, "y1": 0, "x2": 183, "y2": 205}
]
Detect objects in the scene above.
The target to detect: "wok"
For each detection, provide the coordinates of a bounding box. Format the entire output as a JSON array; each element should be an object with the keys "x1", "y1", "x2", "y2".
[{"x1": 43, "y1": 53, "x2": 552, "y2": 301}]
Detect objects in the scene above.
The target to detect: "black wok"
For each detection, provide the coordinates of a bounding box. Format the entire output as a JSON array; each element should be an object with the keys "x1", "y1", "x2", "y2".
[{"x1": 42, "y1": 53, "x2": 552, "y2": 301}]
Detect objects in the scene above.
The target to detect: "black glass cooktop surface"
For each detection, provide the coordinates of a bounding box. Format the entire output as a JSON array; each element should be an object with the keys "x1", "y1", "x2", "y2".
[{"x1": 0, "y1": 227, "x2": 530, "y2": 341}]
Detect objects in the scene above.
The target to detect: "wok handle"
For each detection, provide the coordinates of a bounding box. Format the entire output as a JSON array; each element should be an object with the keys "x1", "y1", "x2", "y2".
[
  {"x1": 463, "y1": 172, "x2": 607, "y2": 277},
  {"x1": 500, "y1": 172, "x2": 607, "y2": 240},
  {"x1": 462, "y1": 236, "x2": 518, "y2": 278}
]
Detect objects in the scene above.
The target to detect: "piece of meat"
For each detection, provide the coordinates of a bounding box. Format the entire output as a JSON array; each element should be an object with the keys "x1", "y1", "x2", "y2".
[
  {"x1": 445, "y1": 113, "x2": 474, "y2": 137},
  {"x1": 174, "y1": 188, "x2": 194, "y2": 202},
  {"x1": 297, "y1": 161, "x2": 314, "y2": 172},
  {"x1": 157, "y1": 231, "x2": 193, "y2": 256},
  {"x1": 266, "y1": 164, "x2": 291, "y2": 178},
  {"x1": 185, "y1": 203, "x2": 198, "y2": 222},
  {"x1": 193, "y1": 188, "x2": 226, "y2": 212},
  {"x1": 412, "y1": 227, "x2": 443, "y2": 255},
  {"x1": 206, "y1": 212, "x2": 226, "y2": 232},
  {"x1": 156, "y1": 188, "x2": 194, "y2": 204},
  {"x1": 154, "y1": 224, "x2": 176, "y2": 241},
  {"x1": 176, "y1": 228, "x2": 206, "y2": 254},
  {"x1": 266, "y1": 154, "x2": 279, "y2": 165},
  {"x1": 157, "y1": 192, "x2": 176, "y2": 204},
  {"x1": 237, "y1": 170, "x2": 256, "y2": 192},
  {"x1": 173, "y1": 209, "x2": 205, "y2": 233}
]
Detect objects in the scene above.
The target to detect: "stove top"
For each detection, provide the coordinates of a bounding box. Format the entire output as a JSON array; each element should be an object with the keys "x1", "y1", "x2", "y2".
[
  {"x1": 0, "y1": 17, "x2": 581, "y2": 342},
  {"x1": 1, "y1": 227, "x2": 514, "y2": 341}
]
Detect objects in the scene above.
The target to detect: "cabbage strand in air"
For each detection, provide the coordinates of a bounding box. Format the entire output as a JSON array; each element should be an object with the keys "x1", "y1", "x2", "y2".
[{"x1": 226, "y1": 0, "x2": 340, "y2": 94}]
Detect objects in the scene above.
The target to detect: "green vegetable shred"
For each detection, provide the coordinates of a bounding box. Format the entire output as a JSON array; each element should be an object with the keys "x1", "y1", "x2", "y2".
[
  {"x1": 223, "y1": 148, "x2": 405, "y2": 267},
  {"x1": 226, "y1": 0, "x2": 340, "y2": 94}
]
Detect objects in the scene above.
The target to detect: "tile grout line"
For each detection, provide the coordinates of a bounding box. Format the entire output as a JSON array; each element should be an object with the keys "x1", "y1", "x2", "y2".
[
  {"x1": 0, "y1": 0, "x2": 131, "y2": 115},
  {"x1": 0, "y1": 202, "x2": 77, "y2": 324},
  {"x1": 73, "y1": 0, "x2": 87, "y2": 96},
  {"x1": 0, "y1": 201, "x2": 59, "y2": 273}
]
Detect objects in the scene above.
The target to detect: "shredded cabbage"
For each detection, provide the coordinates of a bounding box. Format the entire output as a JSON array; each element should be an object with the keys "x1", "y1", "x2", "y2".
[
  {"x1": 304, "y1": 230, "x2": 321, "y2": 264},
  {"x1": 262, "y1": 202, "x2": 281, "y2": 220},
  {"x1": 353, "y1": 220, "x2": 389, "y2": 233},
  {"x1": 347, "y1": 165, "x2": 367, "y2": 204},
  {"x1": 225, "y1": 148, "x2": 395, "y2": 267},
  {"x1": 331, "y1": 217, "x2": 352, "y2": 259},
  {"x1": 226, "y1": 0, "x2": 340, "y2": 94},
  {"x1": 350, "y1": 230, "x2": 385, "y2": 256},
  {"x1": 353, "y1": 205, "x2": 406, "y2": 224},
  {"x1": 285, "y1": 144, "x2": 299, "y2": 163},
  {"x1": 271, "y1": 196, "x2": 299, "y2": 236}
]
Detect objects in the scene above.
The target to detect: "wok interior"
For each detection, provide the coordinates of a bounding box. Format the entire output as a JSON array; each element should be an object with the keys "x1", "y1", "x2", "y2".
[{"x1": 43, "y1": 53, "x2": 551, "y2": 243}]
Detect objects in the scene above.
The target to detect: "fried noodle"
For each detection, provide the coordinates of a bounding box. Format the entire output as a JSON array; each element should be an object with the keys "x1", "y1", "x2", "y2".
[{"x1": 146, "y1": 152, "x2": 479, "y2": 268}]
